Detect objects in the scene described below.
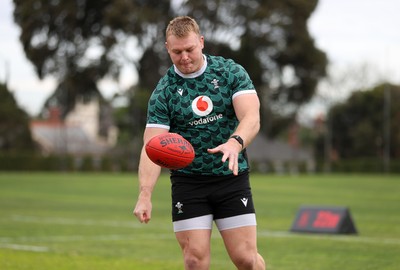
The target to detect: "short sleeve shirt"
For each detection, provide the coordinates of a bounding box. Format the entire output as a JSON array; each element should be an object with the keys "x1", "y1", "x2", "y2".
[{"x1": 146, "y1": 54, "x2": 257, "y2": 175}]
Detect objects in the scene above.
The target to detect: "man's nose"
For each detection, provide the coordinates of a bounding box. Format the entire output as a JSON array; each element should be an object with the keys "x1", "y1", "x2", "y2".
[{"x1": 181, "y1": 51, "x2": 189, "y2": 60}]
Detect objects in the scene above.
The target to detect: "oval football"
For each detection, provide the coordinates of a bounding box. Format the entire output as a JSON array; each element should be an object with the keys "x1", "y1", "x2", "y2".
[{"x1": 145, "y1": 133, "x2": 195, "y2": 169}]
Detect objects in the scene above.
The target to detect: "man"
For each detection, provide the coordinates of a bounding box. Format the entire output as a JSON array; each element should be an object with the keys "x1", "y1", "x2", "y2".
[{"x1": 133, "y1": 16, "x2": 266, "y2": 270}]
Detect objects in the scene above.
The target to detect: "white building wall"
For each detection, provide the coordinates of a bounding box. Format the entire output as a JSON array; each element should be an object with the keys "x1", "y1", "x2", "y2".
[{"x1": 65, "y1": 100, "x2": 99, "y2": 141}]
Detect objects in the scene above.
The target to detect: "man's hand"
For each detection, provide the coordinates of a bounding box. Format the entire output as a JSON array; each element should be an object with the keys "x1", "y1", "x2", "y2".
[
  {"x1": 133, "y1": 192, "x2": 152, "y2": 224},
  {"x1": 207, "y1": 139, "x2": 242, "y2": 175}
]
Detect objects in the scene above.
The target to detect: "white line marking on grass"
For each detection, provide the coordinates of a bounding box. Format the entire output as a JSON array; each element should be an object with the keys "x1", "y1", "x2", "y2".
[
  {"x1": 10, "y1": 215, "x2": 144, "y2": 228},
  {"x1": 0, "y1": 243, "x2": 49, "y2": 252},
  {"x1": 258, "y1": 230, "x2": 400, "y2": 245},
  {"x1": 0, "y1": 233, "x2": 175, "y2": 245},
  {"x1": 9, "y1": 215, "x2": 171, "y2": 230}
]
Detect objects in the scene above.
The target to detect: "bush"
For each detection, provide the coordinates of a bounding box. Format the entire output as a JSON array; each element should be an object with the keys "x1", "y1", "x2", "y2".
[
  {"x1": 0, "y1": 153, "x2": 133, "y2": 172},
  {"x1": 331, "y1": 158, "x2": 400, "y2": 173}
]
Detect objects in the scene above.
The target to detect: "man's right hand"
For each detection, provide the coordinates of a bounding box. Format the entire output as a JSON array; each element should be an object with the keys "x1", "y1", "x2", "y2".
[{"x1": 133, "y1": 193, "x2": 152, "y2": 224}]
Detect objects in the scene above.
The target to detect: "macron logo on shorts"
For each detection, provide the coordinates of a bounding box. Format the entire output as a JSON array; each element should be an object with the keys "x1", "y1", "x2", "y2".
[{"x1": 241, "y1": 198, "x2": 248, "y2": 207}]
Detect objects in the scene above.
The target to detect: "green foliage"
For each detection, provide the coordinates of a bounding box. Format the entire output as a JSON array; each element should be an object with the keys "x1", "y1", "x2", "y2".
[
  {"x1": 0, "y1": 154, "x2": 60, "y2": 171},
  {"x1": 319, "y1": 158, "x2": 400, "y2": 173},
  {"x1": 0, "y1": 154, "x2": 133, "y2": 172},
  {"x1": 329, "y1": 83, "x2": 400, "y2": 159},
  {"x1": 0, "y1": 83, "x2": 35, "y2": 153},
  {"x1": 0, "y1": 173, "x2": 399, "y2": 269},
  {"x1": 12, "y1": 0, "x2": 175, "y2": 114}
]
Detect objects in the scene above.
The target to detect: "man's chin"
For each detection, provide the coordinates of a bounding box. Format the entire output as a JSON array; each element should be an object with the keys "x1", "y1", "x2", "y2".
[{"x1": 179, "y1": 65, "x2": 195, "y2": 74}]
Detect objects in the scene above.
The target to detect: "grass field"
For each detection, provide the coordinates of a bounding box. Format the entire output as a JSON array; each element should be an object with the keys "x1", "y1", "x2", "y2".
[{"x1": 0, "y1": 172, "x2": 399, "y2": 269}]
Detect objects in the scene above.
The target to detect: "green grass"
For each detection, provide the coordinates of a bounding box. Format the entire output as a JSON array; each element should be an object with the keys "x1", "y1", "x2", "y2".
[{"x1": 0, "y1": 172, "x2": 399, "y2": 269}]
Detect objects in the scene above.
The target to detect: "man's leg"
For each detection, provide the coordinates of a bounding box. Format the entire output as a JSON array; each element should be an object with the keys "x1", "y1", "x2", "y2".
[
  {"x1": 220, "y1": 225, "x2": 266, "y2": 270},
  {"x1": 175, "y1": 229, "x2": 212, "y2": 270}
]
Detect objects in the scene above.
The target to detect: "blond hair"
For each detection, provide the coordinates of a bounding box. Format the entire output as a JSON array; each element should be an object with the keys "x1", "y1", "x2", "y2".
[{"x1": 166, "y1": 16, "x2": 201, "y2": 38}]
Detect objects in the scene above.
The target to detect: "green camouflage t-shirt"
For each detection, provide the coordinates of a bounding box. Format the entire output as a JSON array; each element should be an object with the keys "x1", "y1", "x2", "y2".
[{"x1": 146, "y1": 54, "x2": 257, "y2": 175}]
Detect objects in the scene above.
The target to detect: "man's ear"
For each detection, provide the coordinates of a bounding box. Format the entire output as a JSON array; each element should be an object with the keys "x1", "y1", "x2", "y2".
[{"x1": 200, "y1": 36, "x2": 204, "y2": 49}]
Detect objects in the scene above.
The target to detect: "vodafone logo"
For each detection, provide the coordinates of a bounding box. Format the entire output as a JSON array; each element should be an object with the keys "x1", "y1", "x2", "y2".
[{"x1": 192, "y1": 96, "x2": 213, "y2": 116}]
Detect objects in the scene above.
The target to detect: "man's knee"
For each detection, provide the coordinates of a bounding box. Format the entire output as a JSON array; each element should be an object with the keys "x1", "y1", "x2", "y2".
[
  {"x1": 232, "y1": 252, "x2": 265, "y2": 270},
  {"x1": 183, "y1": 247, "x2": 210, "y2": 270},
  {"x1": 232, "y1": 252, "x2": 257, "y2": 269},
  {"x1": 184, "y1": 255, "x2": 205, "y2": 269}
]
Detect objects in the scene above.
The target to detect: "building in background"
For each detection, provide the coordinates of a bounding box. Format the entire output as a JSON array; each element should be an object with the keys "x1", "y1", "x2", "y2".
[
  {"x1": 30, "y1": 99, "x2": 118, "y2": 160},
  {"x1": 247, "y1": 134, "x2": 315, "y2": 174}
]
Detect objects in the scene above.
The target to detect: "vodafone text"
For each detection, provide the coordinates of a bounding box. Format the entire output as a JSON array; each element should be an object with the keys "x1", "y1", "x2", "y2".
[{"x1": 188, "y1": 114, "x2": 223, "y2": 126}]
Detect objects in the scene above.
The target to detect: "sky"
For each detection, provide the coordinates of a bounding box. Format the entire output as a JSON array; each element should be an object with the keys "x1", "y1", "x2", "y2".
[{"x1": 1, "y1": 0, "x2": 399, "y2": 117}]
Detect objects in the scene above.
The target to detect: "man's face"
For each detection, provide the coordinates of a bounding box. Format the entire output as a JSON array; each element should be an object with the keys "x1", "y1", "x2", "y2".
[{"x1": 165, "y1": 32, "x2": 204, "y2": 74}]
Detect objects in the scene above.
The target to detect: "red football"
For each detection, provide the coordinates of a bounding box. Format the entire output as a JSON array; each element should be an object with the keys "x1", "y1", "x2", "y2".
[{"x1": 145, "y1": 133, "x2": 195, "y2": 169}]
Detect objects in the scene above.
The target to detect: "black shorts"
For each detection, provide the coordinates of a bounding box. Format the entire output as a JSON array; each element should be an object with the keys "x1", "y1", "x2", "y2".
[{"x1": 170, "y1": 172, "x2": 257, "y2": 232}]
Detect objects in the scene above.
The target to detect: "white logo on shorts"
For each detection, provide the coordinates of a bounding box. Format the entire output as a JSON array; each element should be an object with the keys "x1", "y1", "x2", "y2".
[
  {"x1": 175, "y1": 202, "x2": 184, "y2": 214},
  {"x1": 241, "y1": 198, "x2": 248, "y2": 207}
]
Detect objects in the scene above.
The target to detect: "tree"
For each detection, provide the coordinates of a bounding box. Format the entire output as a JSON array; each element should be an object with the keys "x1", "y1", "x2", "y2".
[
  {"x1": 328, "y1": 83, "x2": 400, "y2": 159},
  {"x1": 306, "y1": 63, "x2": 381, "y2": 171},
  {"x1": 0, "y1": 83, "x2": 35, "y2": 153},
  {"x1": 13, "y1": 0, "x2": 326, "y2": 135},
  {"x1": 13, "y1": 0, "x2": 172, "y2": 115}
]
